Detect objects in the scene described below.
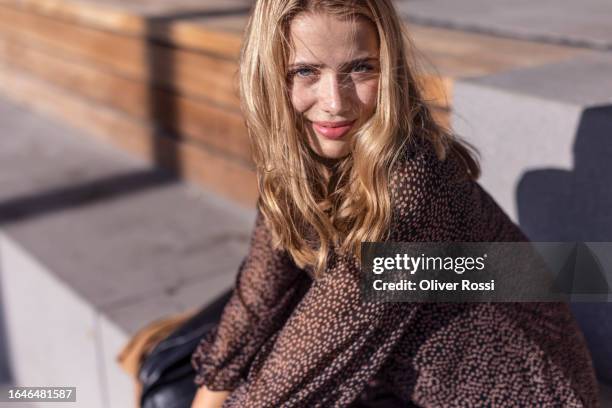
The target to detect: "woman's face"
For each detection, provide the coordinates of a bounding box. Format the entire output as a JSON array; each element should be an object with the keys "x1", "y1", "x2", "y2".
[{"x1": 287, "y1": 12, "x2": 380, "y2": 159}]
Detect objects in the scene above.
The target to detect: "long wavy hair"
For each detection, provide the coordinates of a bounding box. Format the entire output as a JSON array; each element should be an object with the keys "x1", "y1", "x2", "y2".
[{"x1": 238, "y1": 0, "x2": 480, "y2": 279}]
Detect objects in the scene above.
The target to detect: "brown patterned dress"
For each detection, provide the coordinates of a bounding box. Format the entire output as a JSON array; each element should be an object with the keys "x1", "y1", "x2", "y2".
[{"x1": 191, "y1": 136, "x2": 599, "y2": 407}]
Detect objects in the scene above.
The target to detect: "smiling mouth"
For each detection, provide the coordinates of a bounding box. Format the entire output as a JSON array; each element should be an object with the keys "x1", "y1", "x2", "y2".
[{"x1": 312, "y1": 120, "x2": 356, "y2": 140}]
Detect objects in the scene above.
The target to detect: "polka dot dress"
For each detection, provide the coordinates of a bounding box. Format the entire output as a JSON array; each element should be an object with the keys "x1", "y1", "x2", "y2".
[{"x1": 191, "y1": 136, "x2": 599, "y2": 407}]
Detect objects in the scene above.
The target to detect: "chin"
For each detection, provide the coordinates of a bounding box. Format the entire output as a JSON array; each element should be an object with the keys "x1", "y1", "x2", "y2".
[
  {"x1": 307, "y1": 129, "x2": 351, "y2": 159},
  {"x1": 318, "y1": 143, "x2": 349, "y2": 159}
]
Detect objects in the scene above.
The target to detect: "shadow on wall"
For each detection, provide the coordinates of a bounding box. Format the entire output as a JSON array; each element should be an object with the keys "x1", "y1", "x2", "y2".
[{"x1": 517, "y1": 104, "x2": 612, "y2": 386}]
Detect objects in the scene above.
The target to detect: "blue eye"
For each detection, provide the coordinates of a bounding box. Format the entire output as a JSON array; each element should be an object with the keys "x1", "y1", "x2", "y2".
[
  {"x1": 295, "y1": 68, "x2": 314, "y2": 77},
  {"x1": 287, "y1": 62, "x2": 375, "y2": 81},
  {"x1": 353, "y1": 63, "x2": 373, "y2": 73},
  {"x1": 288, "y1": 67, "x2": 317, "y2": 80}
]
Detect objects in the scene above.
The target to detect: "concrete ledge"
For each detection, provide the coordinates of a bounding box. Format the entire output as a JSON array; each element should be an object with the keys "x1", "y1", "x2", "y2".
[
  {"x1": 0, "y1": 95, "x2": 255, "y2": 406},
  {"x1": 452, "y1": 52, "x2": 612, "y2": 224},
  {"x1": 452, "y1": 52, "x2": 612, "y2": 393},
  {"x1": 397, "y1": 0, "x2": 612, "y2": 51}
]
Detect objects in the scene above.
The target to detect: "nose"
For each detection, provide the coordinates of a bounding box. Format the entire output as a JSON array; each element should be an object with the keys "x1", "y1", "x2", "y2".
[{"x1": 319, "y1": 72, "x2": 351, "y2": 116}]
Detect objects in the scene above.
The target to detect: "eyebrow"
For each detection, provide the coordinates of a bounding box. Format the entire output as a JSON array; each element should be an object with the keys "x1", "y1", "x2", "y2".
[{"x1": 288, "y1": 56, "x2": 379, "y2": 70}]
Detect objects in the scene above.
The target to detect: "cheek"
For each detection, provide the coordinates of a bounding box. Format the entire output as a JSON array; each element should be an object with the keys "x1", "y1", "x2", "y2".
[
  {"x1": 356, "y1": 80, "x2": 379, "y2": 113},
  {"x1": 290, "y1": 83, "x2": 314, "y2": 113}
]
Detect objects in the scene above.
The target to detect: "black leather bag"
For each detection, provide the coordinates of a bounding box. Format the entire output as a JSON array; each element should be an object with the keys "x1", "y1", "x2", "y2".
[{"x1": 138, "y1": 289, "x2": 233, "y2": 408}]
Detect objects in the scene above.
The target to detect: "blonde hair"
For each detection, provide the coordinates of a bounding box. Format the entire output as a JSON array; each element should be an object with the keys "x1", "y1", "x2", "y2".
[{"x1": 239, "y1": 0, "x2": 480, "y2": 278}]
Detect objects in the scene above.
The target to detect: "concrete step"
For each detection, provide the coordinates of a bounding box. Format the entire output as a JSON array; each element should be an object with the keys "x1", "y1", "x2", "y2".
[
  {"x1": 0, "y1": 94, "x2": 255, "y2": 407},
  {"x1": 452, "y1": 51, "x2": 612, "y2": 224},
  {"x1": 397, "y1": 0, "x2": 612, "y2": 51},
  {"x1": 451, "y1": 50, "x2": 612, "y2": 393}
]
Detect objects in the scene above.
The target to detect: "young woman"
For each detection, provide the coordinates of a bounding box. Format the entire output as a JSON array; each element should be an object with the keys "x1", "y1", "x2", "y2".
[{"x1": 191, "y1": 0, "x2": 599, "y2": 406}]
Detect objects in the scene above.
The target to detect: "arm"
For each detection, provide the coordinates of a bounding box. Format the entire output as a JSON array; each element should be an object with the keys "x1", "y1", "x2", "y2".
[
  {"x1": 191, "y1": 206, "x2": 311, "y2": 392},
  {"x1": 221, "y1": 251, "x2": 416, "y2": 407}
]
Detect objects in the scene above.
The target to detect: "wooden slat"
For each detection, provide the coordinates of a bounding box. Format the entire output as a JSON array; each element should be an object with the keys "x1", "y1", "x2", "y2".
[
  {"x1": 0, "y1": 30, "x2": 251, "y2": 161},
  {"x1": 0, "y1": 6, "x2": 243, "y2": 108},
  {"x1": 0, "y1": 62, "x2": 259, "y2": 206},
  {"x1": 148, "y1": 17, "x2": 243, "y2": 59},
  {"x1": 0, "y1": 5, "x2": 146, "y2": 77},
  {"x1": 0, "y1": 5, "x2": 242, "y2": 103},
  {"x1": 0, "y1": 0, "x2": 248, "y2": 58},
  {"x1": 0, "y1": 0, "x2": 251, "y2": 32}
]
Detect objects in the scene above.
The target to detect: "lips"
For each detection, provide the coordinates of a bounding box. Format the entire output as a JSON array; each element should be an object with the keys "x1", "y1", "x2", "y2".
[{"x1": 312, "y1": 120, "x2": 356, "y2": 140}]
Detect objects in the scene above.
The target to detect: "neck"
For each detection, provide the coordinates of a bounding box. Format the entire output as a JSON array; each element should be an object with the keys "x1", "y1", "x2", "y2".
[{"x1": 312, "y1": 152, "x2": 343, "y2": 168}]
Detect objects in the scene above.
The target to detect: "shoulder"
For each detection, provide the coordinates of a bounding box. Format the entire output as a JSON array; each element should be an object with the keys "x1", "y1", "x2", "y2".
[
  {"x1": 387, "y1": 135, "x2": 479, "y2": 241},
  {"x1": 388, "y1": 135, "x2": 528, "y2": 242},
  {"x1": 389, "y1": 135, "x2": 466, "y2": 213}
]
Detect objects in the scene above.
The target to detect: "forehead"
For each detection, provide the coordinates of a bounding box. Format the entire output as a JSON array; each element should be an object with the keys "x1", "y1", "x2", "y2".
[{"x1": 288, "y1": 12, "x2": 379, "y2": 65}]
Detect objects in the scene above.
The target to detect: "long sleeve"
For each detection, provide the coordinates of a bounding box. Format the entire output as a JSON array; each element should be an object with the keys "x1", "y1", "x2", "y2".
[
  {"x1": 191, "y1": 206, "x2": 312, "y2": 391},
  {"x1": 220, "y1": 249, "x2": 416, "y2": 407}
]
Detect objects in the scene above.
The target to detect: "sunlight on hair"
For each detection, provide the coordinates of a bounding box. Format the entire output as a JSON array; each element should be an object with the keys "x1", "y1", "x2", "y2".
[{"x1": 239, "y1": 0, "x2": 481, "y2": 278}]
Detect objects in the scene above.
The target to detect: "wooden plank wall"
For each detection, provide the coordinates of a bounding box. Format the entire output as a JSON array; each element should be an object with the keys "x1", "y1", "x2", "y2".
[{"x1": 0, "y1": 1, "x2": 260, "y2": 205}]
